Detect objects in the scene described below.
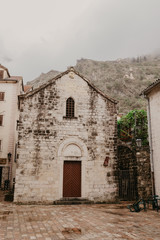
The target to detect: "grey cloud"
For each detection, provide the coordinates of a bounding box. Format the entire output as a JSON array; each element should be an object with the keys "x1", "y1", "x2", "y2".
[
  {"x1": 2, "y1": 56, "x2": 13, "y2": 62},
  {"x1": 1, "y1": 0, "x2": 160, "y2": 82}
]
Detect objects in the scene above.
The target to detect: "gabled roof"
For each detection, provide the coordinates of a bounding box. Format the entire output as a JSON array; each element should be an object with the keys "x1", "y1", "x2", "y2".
[
  {"x1": 19, "y1": 67, "x2": 117, "y2": 104},
  {"x1": 0, "y1": 64, "x2": 10, "y2": 77},
  {"x1": 141, "y1": 79, "x2": 160, "y2": 96}
]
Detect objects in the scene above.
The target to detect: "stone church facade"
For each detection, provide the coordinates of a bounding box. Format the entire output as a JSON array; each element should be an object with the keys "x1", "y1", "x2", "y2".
[{"x1": 14, "y1": 68, "x2": 118, "y2": 203}]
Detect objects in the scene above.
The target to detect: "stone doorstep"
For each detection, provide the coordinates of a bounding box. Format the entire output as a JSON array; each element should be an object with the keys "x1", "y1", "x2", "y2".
[{"x1": 53, "y1": 197, "x2": 94, "y2": 205}]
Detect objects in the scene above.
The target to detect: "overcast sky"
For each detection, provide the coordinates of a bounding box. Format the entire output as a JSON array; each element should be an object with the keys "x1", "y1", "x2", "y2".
[{"x1": 0, "y1": 0, "x2": 160, "y2": 83}]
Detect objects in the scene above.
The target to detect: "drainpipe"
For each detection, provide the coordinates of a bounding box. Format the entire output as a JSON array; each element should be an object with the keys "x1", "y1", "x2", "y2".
[{"x1": 147, "y1": 97, "x2": 155, "y2": 195}]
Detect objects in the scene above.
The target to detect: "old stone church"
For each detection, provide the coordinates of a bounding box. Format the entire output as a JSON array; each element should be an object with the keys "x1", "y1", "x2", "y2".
[{"x1": 14, "y1": 67, "x2": 118, "y2": 203}]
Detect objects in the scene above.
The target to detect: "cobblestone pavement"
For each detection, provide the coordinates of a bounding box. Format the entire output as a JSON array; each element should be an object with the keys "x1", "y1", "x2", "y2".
[{"x1": 0, "y1": 201, "x2": 160, "y2": 240}]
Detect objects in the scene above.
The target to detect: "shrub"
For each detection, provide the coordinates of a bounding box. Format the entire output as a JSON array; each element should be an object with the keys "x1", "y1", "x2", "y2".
[{"x1": 117, "y1": 109, "x2": 148, "y2": 146}]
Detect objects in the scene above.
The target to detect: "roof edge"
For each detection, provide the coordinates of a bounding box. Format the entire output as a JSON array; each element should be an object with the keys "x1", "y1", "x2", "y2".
[
  {"x1": 141, "y1": 79, "x2": 160, "y2": 96},
  {"x1": 0, "y1": 64, "x2": 10, "y2": 77},
  {"x1": 73, "y1": 68, "x2": 117, "y2": 104},
  {"x1": 19, "y1": 67, "x2": 117, "y2": 104}
]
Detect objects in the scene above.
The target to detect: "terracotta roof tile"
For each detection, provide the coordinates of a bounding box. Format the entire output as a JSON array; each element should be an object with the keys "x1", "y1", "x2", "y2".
[{"x1": 24, "y1": 85, "x2": 33, "y2": 93}]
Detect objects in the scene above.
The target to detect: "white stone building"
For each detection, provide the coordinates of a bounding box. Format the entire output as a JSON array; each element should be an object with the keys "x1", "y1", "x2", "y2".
[
  {"x1": 14, "y1": 67, "x2": 118, "y2": 203},
  {"x1": 142, "y1": 79, "x2": 160, "y2": 196},
  {"x1": 0, "y1": 65, "x2": 23, "y2": 189}
]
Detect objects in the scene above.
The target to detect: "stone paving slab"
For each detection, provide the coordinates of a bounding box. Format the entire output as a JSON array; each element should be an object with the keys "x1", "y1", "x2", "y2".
[{"x1": 0, "y1": 202, "x2": 160, "y2": 240}]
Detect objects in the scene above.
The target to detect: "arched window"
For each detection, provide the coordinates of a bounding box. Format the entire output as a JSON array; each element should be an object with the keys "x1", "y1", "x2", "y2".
[{"x1": 66, "y1": 97, "x2": 75, "y2": 118}]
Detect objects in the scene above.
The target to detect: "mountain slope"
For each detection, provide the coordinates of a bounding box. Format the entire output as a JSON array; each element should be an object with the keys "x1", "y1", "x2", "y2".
[
  {"x1": 27, "y1": 70, "x2": 60, "y2": 89},
  {"x1": 27, "y1": 55, "x2": 160, "y2": 113}
]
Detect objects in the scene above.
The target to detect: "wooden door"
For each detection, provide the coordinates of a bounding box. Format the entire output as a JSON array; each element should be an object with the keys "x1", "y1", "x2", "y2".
[{"x1": 63, "y1": 161, "x2": 81, "y2": 197}]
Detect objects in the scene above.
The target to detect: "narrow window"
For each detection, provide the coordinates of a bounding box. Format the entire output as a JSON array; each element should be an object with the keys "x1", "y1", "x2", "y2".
[
  {"x1": 66, "y1": 97, "x2": 75, "y2": 118},
  {"x1": 16, "y1": 120, "x2": 19, "y2": 130},
  {"x1": 0, "y1": 115, "x2": 3, "y2": 126},
  {"x1": 0, "y1": 92, "x2": 5, "y2": 101}
]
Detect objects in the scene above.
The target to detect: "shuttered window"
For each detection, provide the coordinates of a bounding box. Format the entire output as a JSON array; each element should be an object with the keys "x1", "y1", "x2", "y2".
[
  {"x1": 66, "y1": 97, "x2": 75, "y2": 118},
  {"x1": 0, "y1": 71, "x2": 3, "y2": 79},
  {"x1": 0, "y1": 92, "x2": 5, "y2": 101},
  {"x1": 0, "y1": 115, "x2": 3, "y2": 126}
]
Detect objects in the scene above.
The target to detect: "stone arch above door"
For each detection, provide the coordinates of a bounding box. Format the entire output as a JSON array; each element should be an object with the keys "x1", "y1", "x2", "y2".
[
  {"x1": 57, "y1": 137, "x2": 88, "y2": 159},
  {"x1": 63, "y1": 144, "x2": 82, "y2": 157}
]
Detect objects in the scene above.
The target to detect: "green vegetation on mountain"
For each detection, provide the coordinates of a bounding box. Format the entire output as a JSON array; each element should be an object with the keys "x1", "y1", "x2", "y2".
[
  {"x1": 74, "y1": 55, "x2": 160, "y2": 113},
  {"x1": 27, "y1": 54, "x2": 160, "y2": 114}
]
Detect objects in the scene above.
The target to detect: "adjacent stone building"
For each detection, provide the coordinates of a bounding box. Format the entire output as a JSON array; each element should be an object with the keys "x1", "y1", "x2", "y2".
[{"x1": 14, "y1": 67, "x2": 118, "y2": 203}]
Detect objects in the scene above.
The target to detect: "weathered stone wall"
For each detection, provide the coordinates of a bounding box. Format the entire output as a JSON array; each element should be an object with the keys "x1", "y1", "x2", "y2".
[
  {"x1": 118, "y1": 145, "x2": 137, "y2": 170},
  {"x1": 117, "y1": 144, "x2": 138, "y2": 200},
  {"x1": 14, "y1": 71, "x2": 118, "y2": 203},
  {"x1": 118, "y1": 143, "x2": 152, "y2": 200},
  {"x1": 136, "y1": 146, "x2": 152, "y2": 198}
]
